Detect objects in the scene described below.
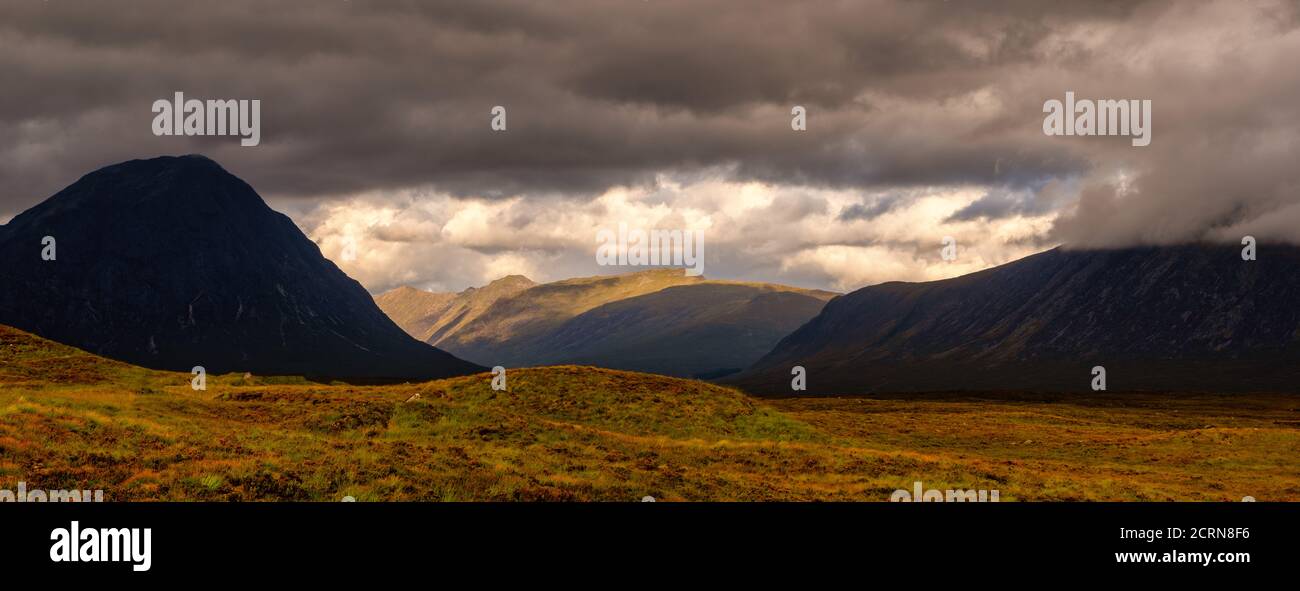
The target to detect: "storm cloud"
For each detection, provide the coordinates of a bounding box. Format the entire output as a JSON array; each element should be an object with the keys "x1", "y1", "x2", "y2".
[{"x1": 2, "y1": 0, "x2": 1298, "y2": 291}]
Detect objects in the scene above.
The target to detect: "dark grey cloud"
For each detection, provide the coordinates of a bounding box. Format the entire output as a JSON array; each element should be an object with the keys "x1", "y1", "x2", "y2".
[
  {"x1": 946, "y1": 179, "x2": 1074, "y2": 222},
  {"x1": 0, "y1": 1, "x2": 1111, "y2": 205},
  {"x1": 0, "y1": 0, "x2": 1297, "y2": 252},
  {"x1": 839, "y1": 193, "x2": 908, "y2": 221}
]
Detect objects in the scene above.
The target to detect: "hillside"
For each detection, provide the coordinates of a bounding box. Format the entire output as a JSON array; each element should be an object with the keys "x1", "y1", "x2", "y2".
[
  {"x1": 371, "y1": 286, "x2": 457, "y2": 340},
  {"x1": 530, "y1": 282, "x2": 834, "y2": 378},
  {"x1": 733, "y1": 245, "x2": 1300, "y2": 395},
  {"x1": 428, "y1": 269, "x2": 702, "y2": 358},
  {"x1": 3, "y1": 322, "x2": 1296, "y2": 501},
  {"x1": 0, "y1": 155, "x2": 481, "y2": 380},
  {"x1": 376, "y1": 270, "x2": 835, "y2": 377},
  {"x1": 375, "y1": 275, "x2": 537, "y2": 345}
]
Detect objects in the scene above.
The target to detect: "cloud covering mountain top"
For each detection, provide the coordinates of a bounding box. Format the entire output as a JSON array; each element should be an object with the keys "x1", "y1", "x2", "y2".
[{"x1": 3, "y1": 0, "x2": 1297, "y2": 292}]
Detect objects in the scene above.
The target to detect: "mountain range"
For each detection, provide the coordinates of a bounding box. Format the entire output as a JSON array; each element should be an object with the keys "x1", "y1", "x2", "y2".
[
  {"x1": 0, "y1": 155, "x2": 482, "y2": 380},
  {"x1": 729, "y1": 245, "x2": 1300, "y2": 394},
  {"x1": 6, "y1": 155, "x2": 1297, "y2": 394},
  {"x1": 374, "y1": 275, "x2": 537, "y2": 345},
  {"x1": 375, "y1": 271, "x2": 836, "y2": 378}
]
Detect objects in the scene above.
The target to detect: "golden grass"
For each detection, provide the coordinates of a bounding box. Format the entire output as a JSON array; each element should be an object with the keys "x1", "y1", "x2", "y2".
[{"x1": 1, "y1": 325, "x2": 1296, "y2": 501}]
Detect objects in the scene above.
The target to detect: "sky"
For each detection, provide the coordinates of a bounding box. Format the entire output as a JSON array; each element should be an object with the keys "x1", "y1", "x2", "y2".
[{"x1": 2, "y1": 0, "x2": 1298, "y2": 293}]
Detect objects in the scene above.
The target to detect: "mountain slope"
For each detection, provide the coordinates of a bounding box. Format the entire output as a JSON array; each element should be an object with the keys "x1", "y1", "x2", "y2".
[
  {"x1": 415, "y1": 269, "x2": 704, "y2": 364},
  {"x1": 374, "y1": 275, "x2": 536, "y2": 345},
  {"x1": 529, "y1": 282, "x2": 835, "y2": 378},
  {"x1": 377, "y1": 270, "x2": 836, "y2": 377},
  {"x1": 731, "y1": 245, "x2": 1300, "y2": 394},
  {"x1": 371, "y1": 286, "x2": 456, "y2": 340},
  {"x1": 0, "y1": 155, "x2": 481, "y2": 380}
]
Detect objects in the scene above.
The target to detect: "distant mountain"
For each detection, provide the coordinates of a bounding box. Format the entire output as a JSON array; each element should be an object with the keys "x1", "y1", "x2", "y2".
[
  {"x1": 375, "y1": 275, "x2": 536, "y2": 345},
  {"x1": 731, "y1": 245, "x2": 1300, "y2": 394},
  {"x1": 0, "y1": 155, "x2": 482, "y2": 380},
  {"x1": 376, "y1": 270, "x2": 835, "y2": 378},
  {"x1": 529, "y1": 282, "x2": 835, "y2": 378},
  {"x1": 421, "y1": 269, "x2": 702, "y2": 362},
  {"x1": 372, "y1": 286, "x2": 456, "y2": 340}
]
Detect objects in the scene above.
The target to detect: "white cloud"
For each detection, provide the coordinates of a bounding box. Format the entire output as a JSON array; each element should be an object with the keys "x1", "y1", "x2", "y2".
[{"x1": 298, "y1": 174, "x2": 1061, "y2": 295}]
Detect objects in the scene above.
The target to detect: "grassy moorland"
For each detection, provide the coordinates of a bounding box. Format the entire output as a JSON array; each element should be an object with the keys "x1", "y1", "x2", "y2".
[{"x1": 1, "y1": 324, "x2": 1297, "y2": 501}]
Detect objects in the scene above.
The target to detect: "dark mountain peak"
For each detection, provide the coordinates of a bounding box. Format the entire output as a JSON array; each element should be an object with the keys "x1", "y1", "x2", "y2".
[
  {"x1": 732, "y1": 243, "x2": 1300, "y2": 394},
  {"x1": 56, "y1": 154, "x2": 246, "y2": 201},
  {"x1": 110, "y1": 153, "x2": 222, "y2": 171},
  {"x1": 5, "y1": 154, "x2": 278, "y2": 241},
  {"x1": 0, "y1": 156, "x2": 482, "y2": 380}
]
